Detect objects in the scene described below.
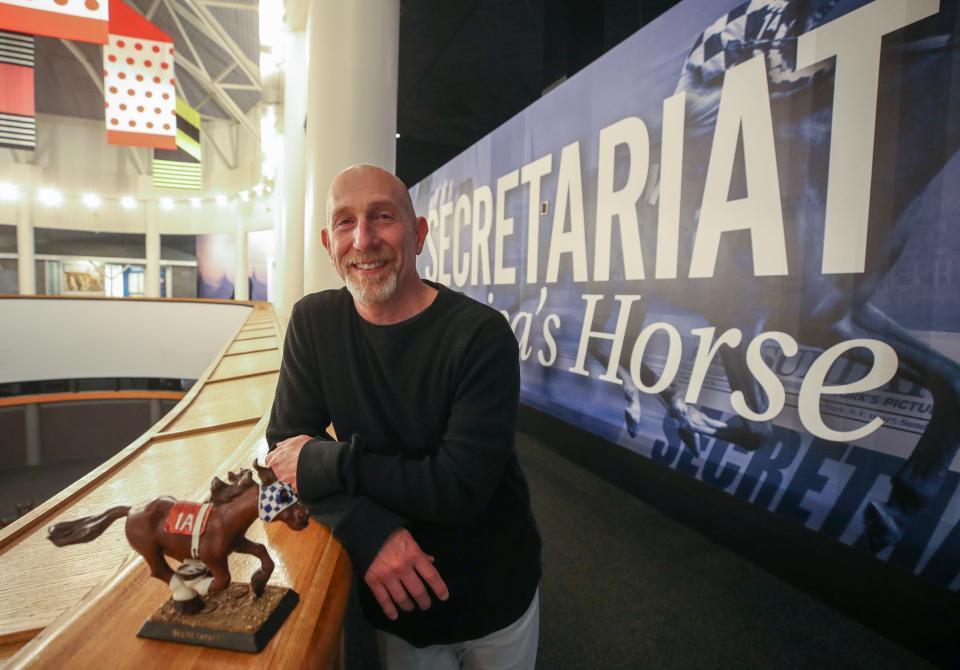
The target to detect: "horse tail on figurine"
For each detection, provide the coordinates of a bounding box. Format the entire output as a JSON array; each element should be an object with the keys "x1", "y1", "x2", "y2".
[{"x1": 47, "y1": 506, "x2": 130, "y2": 546}]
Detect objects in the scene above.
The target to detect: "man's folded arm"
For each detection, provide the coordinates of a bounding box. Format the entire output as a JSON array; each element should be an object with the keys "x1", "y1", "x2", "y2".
[
  {"x1": 266, "y1": 299, "x2": 333, "y2": 449},
  {"x1": 305, "y1": 493, "x2": 406, "y2": 577},
  {"x1": 296, "y1": 323, "x2": 521, "y2": 525}
]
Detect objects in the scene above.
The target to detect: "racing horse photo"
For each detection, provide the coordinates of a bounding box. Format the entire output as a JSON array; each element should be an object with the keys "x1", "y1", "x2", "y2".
[{"x1": 587, "y1": 0, "x2": 960, "y2": 552}]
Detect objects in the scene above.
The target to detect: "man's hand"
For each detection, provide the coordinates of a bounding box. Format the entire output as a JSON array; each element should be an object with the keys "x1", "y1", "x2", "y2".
[
  {"x1": 265, "y1": 434, "x2": 313, "y2": 491},
  {"x1": 365, "y1": 528, "x2": 449, "y2": 620}
]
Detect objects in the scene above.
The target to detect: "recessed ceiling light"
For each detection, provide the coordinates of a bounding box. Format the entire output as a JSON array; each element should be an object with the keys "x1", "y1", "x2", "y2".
[
  {"x1": 81, "y1": 193, "x2": 101, "y2": 209},
  {"x1": 190, "y1": 197, "x2": 201, "y2": 208},
  {"x1": 215, "y1": 194, "x2": 228, "y2": 207},
  {"x1": 121, "y1": 196, "x2": 137, "y2": 209},
  {"x1": 37, "y1": 187, "x2": 63, "y2": 207},
  {"x1": 0, "y1": 182, "x2": 19, "y2": 201},
  {"x1": 160, "y1": 197, "x2": 174, "y2": 210}
]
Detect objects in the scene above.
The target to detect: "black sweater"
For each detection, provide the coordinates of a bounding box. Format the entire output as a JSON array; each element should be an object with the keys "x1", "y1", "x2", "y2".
[{"x1": 266, "y1": 282, "x2": 542, "y2": 646}]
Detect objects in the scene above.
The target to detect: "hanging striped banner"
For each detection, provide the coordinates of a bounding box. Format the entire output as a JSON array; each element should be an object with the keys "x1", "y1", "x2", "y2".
[
  {"x1": 152, "y1": 97, "x2": 202, "y2": 190},
  {"x1": 0, "y1": 30, "x2": 35, "y2": 150},
  {"x1": 103, "y1": 0, "x2": 176, "y2": 149},
  {"x1": 0, "y1": 0, "x2": 108, "y2": 44}
]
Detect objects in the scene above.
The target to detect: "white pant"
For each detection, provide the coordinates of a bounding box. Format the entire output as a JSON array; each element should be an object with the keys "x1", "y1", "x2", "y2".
[{"x1": 377, "y1": 590, "x2": 540, "y2": 670}]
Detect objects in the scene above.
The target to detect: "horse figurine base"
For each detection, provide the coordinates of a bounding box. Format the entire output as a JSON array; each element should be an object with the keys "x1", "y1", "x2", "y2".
[{"x1": 137, "y1": 582, "x2": 300, "y2": 653}]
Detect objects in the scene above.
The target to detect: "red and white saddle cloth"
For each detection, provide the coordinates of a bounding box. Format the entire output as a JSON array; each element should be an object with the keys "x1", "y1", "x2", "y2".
[{"x1": 163, "y1": 501, "x2": 212, "y2": 559}]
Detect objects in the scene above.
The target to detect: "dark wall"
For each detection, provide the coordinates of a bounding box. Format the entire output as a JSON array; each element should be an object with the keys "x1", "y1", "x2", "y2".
[
  {"x1": 171, "y1": 266, "x2": 198, "y2": 298},
  {"x1": 0, "y1": 406, "x2": 28, "y2": 464},
  {"x1": 40, "y1": 400, "x2": 153, "y2": 462},
  {"x1": 0, "y1": 224, "x2": 14, "y2": 253},
  {"x1": 0, "y1": 259, "x2": 16, "y2": 293},
  {"x1": 0, "y1": 398, "x2": 178, "y2": 468},
  {"x1": 34, "y1": 228, "x2": 146, "y2": 259},
  {"x1": 161, "y1": 234, "x2": 197, "y2": 262}
]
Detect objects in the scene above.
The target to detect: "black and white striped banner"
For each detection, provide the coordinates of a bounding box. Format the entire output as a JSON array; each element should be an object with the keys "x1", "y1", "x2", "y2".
[{"x1": 0, "y1": 30, "x2": 36, "y2": 150}]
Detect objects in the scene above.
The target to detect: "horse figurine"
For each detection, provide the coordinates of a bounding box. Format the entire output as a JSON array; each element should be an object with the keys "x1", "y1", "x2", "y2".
[{"x1": 47, "y1": 461, "x2": 309, "y2": 613}]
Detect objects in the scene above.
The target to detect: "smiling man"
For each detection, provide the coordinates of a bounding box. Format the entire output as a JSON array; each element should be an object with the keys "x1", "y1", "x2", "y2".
[{"x1": 265, "y1": 165, "x2": 542, "y2": 669}]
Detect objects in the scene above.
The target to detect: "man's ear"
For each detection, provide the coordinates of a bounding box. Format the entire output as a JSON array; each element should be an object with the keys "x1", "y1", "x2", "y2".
[
  {"x1": 415, "y1": 216, "x2": 429, "y2": 254},
  {"x1": 321, "y1": 228, "x2": 333, "y2": 260}
]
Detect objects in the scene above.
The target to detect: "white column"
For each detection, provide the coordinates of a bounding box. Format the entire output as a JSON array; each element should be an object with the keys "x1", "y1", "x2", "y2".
[
  {"x1": 16, "y1": 198, "x2": 35, "y2": 295},
  {"x1": 25, "y1": 403, "x2": 41, "y2": 466},
  {"x1": 302, "y1": 0, "x2": 399, "y2": 294},
  {"x1": 145, "y1": 201, "x2": 161, "y2": 298},
  {"x1": 274, "y1": 30, "x2": 308, "y2": 317},
  {"x1": 235, "y1": 220, "x2": 249, "y2": 300},
  {"x1": 149, "y1": 398, "x2": 162, "y2": 425}
]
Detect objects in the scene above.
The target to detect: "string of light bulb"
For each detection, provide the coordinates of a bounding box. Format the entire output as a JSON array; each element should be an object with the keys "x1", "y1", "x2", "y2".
[{"x1": 0, "y1": 181, "x2": 273, "y2": 210}]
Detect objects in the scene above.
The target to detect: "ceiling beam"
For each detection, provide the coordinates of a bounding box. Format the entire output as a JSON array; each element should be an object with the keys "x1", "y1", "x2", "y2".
[
  {"x1": 59, "y1": 40, "x2": 104, "y2": 94},
  {"x1": 163, "y1": 0, "x2": 210, "y2": 81},
  {"x1": 145, "y1": 0, "x2": 164, "y2": 19},
  {"x1": 169, "y1": 0, "x2": 260, "y2": 88},
  {"x1": 174, "y1": 77, "x2": 188, "y2": 102},
  {"x1": 176, "y1": 56, "x2": 259, "y2": 141},
  {"x1": 204, "y1": 124, "x2": 238, "y2": 169},
  {"x1": 126, "y1": 147, "x2": 146, "y2": 175},
  {"x1": 200, "y1": 0, "x2": 258, "y2": 10},
  {"x1": 215, "y1": 62, "x2": 236, "y2": 82}
]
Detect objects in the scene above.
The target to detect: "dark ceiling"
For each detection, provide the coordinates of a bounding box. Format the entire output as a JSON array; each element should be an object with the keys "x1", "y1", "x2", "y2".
[{"x1": 395, "y1": 0, "x2": 681, "y2": 186}]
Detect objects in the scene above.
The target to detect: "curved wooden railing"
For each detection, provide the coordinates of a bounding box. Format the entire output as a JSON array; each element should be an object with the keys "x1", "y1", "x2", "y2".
[{"x1": 0, "y1": 298, "x2": 351, "y2": 668}]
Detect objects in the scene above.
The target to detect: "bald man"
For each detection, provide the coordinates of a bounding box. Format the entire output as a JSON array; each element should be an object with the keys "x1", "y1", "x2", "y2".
[{"x1": 266, "y1": 165, "x2": 542, "y2": 669}]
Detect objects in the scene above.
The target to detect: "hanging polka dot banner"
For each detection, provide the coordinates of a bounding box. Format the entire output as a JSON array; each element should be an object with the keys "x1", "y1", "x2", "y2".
[
  {"x1": 102, "y1": 0, "x2": 175, "y2": 150},
  {"x1": 0, "y1": 0, "x2": 109, "y2": 44}
]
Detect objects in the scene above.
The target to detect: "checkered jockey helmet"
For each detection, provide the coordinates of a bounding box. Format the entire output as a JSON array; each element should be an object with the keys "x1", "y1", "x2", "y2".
[{"x1": 258, "y1": 481, "x2": 298, "y2": 522}]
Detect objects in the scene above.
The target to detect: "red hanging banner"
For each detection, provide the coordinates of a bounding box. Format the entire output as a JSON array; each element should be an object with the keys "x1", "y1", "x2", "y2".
[{"x1": 0, "y1": 0, "x2": 108, "y2": 44}]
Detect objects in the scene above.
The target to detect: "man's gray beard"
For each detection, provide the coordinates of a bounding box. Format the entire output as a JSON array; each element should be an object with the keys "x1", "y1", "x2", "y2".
[{"x1": 345, "y1": 269, "x2": 398, "y2": 305}]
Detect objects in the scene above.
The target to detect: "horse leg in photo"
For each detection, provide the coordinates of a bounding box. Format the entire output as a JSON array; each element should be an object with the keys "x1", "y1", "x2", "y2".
[
  {"x1": 235, "y1": 537, "x2": 274, "y2": 597},
  {"x1": 661, "y1": 390, "x2": 727, "y2": 455},
  {"x1": 850, "y1": 304, "x2": 960, "y2": 551},
  {"x1": 619, "y1": 364, "x2": 643, "y2": 437},
  {"x1": 585, "y1": 294, "x2": 650, "y2": 437},
  {"x1": 712, "y1": 336, "x2": 774, "y2": 452}
]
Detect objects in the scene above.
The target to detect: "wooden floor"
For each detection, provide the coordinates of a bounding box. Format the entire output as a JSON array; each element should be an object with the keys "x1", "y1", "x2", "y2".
[{"x1": 0, "y1": 299, "x2": 350, "y2": 668}]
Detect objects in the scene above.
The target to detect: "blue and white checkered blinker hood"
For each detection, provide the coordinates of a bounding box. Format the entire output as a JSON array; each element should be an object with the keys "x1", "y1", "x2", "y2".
[{"x1": 258, "y1": 481, "x2": 299, "y2": 522}]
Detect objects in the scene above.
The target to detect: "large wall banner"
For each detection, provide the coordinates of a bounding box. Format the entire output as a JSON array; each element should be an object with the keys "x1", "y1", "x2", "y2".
[{"x1": 413, "y1": 0, "x2": 960, "y2": 590}]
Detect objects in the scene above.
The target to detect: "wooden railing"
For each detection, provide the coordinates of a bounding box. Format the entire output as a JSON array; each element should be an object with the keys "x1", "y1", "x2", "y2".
[{"x1": 0, "y1": 298, "x2": 351, "y2": 668}]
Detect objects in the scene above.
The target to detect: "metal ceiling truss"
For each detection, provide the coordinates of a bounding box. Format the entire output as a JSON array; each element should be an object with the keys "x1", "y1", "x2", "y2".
[
  {"x1": 145, "y1": 0, "x2": 164, "y2": 19},
  {"x1": 199, "y1": 0, "x2": 258, "y2": 11},
  {"x1": 168, "y1": 0, "x2": 259, "y2": 88},
  {"x1": 203, "y1": 120, "x2": 239, "y2": 169},
  {"x1": 163, "y1": 0, "x2": 210, "y2": 80},
  {"x1": 176, "y1": 56, "x2": 259, "y2": 141},
  {"x1": 158, "y1": 0, "x2": 261, "y2": 140}
]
